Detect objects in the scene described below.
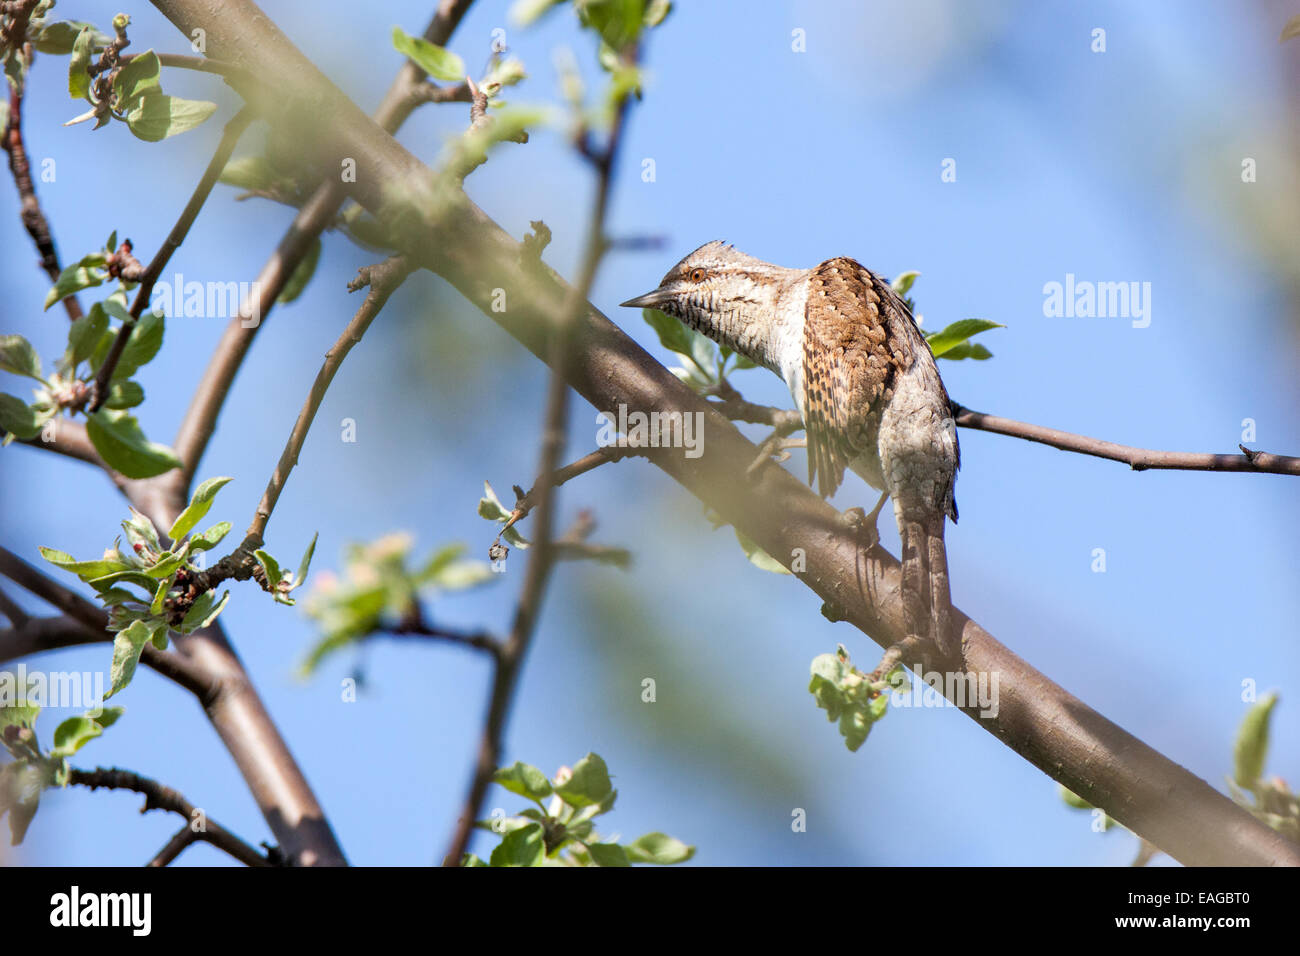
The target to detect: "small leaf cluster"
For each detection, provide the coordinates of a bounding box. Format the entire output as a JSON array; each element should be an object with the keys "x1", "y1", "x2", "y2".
[
  {"x1": 301, "y1": 534, "x2": 492, "y2": 675},
  {"x1": 39, "y1": 478, "x2": 314, "y2": 698},
  {"x1": 515, "y1": 0, "x2": 671, "y2": 121},
  {"x1": 465, "y1": 752, "x2": 694, "y2": 867},
  {"x1": 477, "y1": 481, "x2": 530, "y2": 550},
  {"x1": 1228, "y1": 693, "x2": 1297, "y2": 840},
  {"x1": 2, "y1": 2, "x2": 108, "y2": 98},
  {"x1": 0, "y1": 702, "x2": 123, "y2": 845},
  {"x1": 641, "y1": 308, "x2": 755, "y2": 392},
  {"x1": 808, "y1": 645, "x2": 904, "y2": 752},
  {"x1": 890, "y1": 272, "x2": 1004, "y2": 361},
  {"x1": 63, "y1": 15, "x2": 217, "y2": 141},
  {"x1": 1, "y1": 233, "x2": 180, "y2": 479}
]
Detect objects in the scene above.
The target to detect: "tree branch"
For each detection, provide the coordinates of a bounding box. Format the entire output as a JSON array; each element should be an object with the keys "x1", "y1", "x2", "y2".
[
  {"x1": 951, "y1": 403, "x2": 1300, "y2": 477},
  {"x1": 245, "y1": 255, "x2": 412, "y2": 546},
  {"x1": 442, "y1": 50, "x2": 637, "y2": 867},
  {"x1": 88, "y1": 106, "x2": 255, "y2": 412},
  {"x1": 3, "y1": 38, "x2": 83, "y2": 319},
  {"x1": 68, "y1": 766, "x2": 271, "y2": 867}
]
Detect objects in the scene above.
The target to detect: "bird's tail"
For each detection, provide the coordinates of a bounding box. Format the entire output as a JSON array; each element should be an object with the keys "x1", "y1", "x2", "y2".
[{"x1": 899, "y1": 512, "x2": 957, "y2": 662}]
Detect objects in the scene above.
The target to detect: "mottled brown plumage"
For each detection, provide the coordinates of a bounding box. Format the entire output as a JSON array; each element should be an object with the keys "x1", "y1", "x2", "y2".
[{"x1": 621, "y1": 242, "x2": 961, "y2": 660}]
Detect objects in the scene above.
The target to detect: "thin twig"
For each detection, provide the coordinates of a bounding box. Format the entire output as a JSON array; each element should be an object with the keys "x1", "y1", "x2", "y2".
[
  {"x1": 167, "y1": 0, "x2": 477, "y2": 494},
  {"x1": 243, "y1": 256, "x2": 412, "y2": 546},
  {"x1": 498, "y1": 446, "x2": 636, "y2": 539},
  {"x1": 3, "y1": 38, "x2": 83, "y2": 319},
  {"x1": 951, "y1": 403, "x2": 1300, "y2": 477},
  {"x1": 442, "y1": 45, "x2": 638, "y2": 868},
  {"x1": 89, "y1": 106, "x2": 255, "y2": 412},
  {"x1": 68, "y1": 766, "x2": 272, "y2": 867}
]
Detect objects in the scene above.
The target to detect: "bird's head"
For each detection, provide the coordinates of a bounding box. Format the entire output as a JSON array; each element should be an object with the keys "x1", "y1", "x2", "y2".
[{"x1": 618, "y1": 241, "x2": 788, "y2": 329}]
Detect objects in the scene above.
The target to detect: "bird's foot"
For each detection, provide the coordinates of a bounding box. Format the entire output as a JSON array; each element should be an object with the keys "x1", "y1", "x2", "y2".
[{"x1": 840, "y1": 491, "x2": 890, "y2": 551}]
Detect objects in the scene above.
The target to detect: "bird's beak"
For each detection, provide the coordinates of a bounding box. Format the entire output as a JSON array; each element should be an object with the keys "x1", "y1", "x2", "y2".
[{"x1": 619, "y1": 289, "x2": 671, "y2": 309}]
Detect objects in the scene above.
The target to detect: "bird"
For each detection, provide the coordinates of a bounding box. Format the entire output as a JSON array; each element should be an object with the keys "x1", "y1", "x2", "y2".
[{"x1": 620, "y1": 240, "x2": 961, "y2": 661}]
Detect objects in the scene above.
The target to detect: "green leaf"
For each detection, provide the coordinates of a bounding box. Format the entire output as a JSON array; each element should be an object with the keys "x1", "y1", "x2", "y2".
[
  {"x1": 179, "y1": 589, "x2": 229, "y2": 632},
  {"x1": 391, "y1": 27, "x2": 466, "y2": 82},
  {"x1": 0, "y1": 702, "x2": 40, "y2": 736},
  {"x1": 66, "y1": 304, "x2": 109, "y2": 366},
  {"x1": 168, "y1": 476, "x2": 234, "y2": 540},
  {"x1": 0, "y1": 394, "x2": 42, "y2": 440},
  {"x1": 493, "y1": 761, "x2": 553, "y2": 801},
  {"x1": 292, "y1": 533, "x2": 318, "y2": 592},
  {"x1": 807, "y1": 651, "x2": 888, "y2": 753},
  {"x1": 107, "y1": 619, "x2": 162, "y2": 698},
  {"x1": 575, "y1": 0, "x2": 645, "y2": 50},
  {"x1": 510, "y1": 0, "x2": 565, "y2": 26},
  {"x1": 33, "y1": 21, "x2": 111, "y2": 55},
  {"x1": 38, "y1": 547, "x2": 132, "y2": 582},
  {"x1": 641, "y1": 307, "x2": 695, "y2": 361},
  {"x1": 1059, "y1": 785, "x2": 1092, "y2": 811},
  {"x1": 149, "y1": 578, "x2": 168, "y2": 615},
  {"x1": 254, "y1": 549, "x2": 283, "y2": 588},
  {"x1": 488, "y1": 822, "x2": 545, "y2": 866},
  {"x1": 734, "y1": 529, "x2": 790, "y2": 575},
  {"x1": 44, "y1": 254, "x2": 106, "y2": 310},
  {"x1": 218, "y1": 154, "x2": 278, "y2": 192},
  {"x1": 125, "y1": 92, "x2": 218, "y2": 141},
  {"x1": 50, "y1": 707, "x2": 125, "y2": 758},
  {"x1": 111, "y1": 310, "x2": 164, "y2": 380},
  {"x1": 936, "y1": 342, "x2": 993, "y2": 361},
  {"x1": 121, "y1": 509, "x2": 163, "y2": 554},
  {"x1": 623, "y1": 831, "x2": 694, "y2": 864},
  {"x1": 478, "y1": 482, "x2": 531, "y2": 549},
  {"x1": 188, "y1": 521, "x2": 231, "y2": 553},
  {"x1": 85, "y1": 408, "x2": 182, "y2": 479},
  {"x1": 2, "y1": 762, "x2": 44, "y2": 845},
  {"x1": 1234, "y1": 692, "x2": 1278, "y2": 789},
  {"x1": 554, "y1": 752, "x2": 613, "y2": 808},
  {"x1": 277, "y1": 236, "x2": 321, "y2": 304},
  {"x1": 144, "y1": 540, "x2": 191, "y2": 579},
  {"x1": 588, "y1": 842, "x2": 630, "y2": 866},
  {"x1": 113, "y1": 50, "x2": 161, "y2": 105},
  {"x1": 67, "y1": 26, "x2": 95, "y2": 100},
  {"x1": 890, "y1": 270, "x2": 920, "y2": 298},
  {"x1": 923, "y1": 318, "x2": 1004, "y2": 359},
  {"x1": 1283, "y1": 14, "x2": 1300, "y2": 42},
  {"x1": 643, "y1": 0, "x2": 672, "y2": 28},
  {"x1": 0, "y1": 336, "x2": 42, "y2": 381},
  {"x1": 102, "y1": 380, "x2": 144, "y2": 409}
]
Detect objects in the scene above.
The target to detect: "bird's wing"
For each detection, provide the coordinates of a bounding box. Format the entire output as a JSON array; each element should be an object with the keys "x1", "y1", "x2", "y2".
[{"x1": 801, "y1": 257, "x2": 908, "y2": 498}]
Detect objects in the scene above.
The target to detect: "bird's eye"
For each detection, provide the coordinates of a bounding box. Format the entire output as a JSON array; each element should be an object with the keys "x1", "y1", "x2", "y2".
[{"x1": 688, "y1": 267, "x2": 707, "y2": 283}]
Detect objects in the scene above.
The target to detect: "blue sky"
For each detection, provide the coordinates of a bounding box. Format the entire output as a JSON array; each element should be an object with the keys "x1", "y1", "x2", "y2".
[{"x1": 3, "y1": 0, "x2": 1298, "y2": 865}]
